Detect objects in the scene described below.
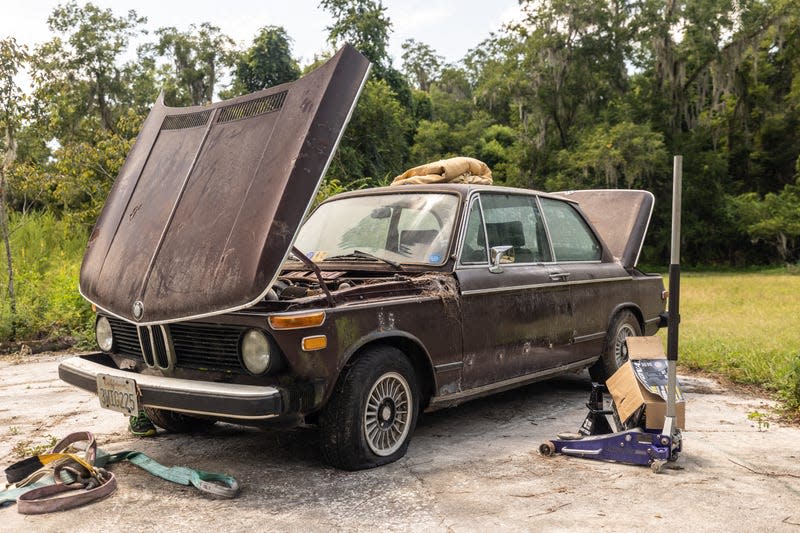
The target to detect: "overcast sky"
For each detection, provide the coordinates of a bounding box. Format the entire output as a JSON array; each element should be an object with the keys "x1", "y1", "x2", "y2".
[{"x1": 0, "y1": 0, "x2": 522, "y2": 68}]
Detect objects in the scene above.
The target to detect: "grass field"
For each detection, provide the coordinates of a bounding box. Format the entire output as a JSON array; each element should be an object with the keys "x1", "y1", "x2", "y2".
[{"x1": 669, "y1": 271, "x2": 800, "y2": 411}]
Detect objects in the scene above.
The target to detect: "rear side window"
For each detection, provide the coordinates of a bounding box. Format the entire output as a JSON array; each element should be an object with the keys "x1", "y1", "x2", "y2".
[{"x1": 539, "y1": 198, "x2": 602, "y2": 262}]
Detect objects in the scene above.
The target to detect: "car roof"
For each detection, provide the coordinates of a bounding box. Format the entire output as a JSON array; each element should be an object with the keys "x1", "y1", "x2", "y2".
[{"x1": 325, "y1": 183, "x2": 579, "y2": 204}]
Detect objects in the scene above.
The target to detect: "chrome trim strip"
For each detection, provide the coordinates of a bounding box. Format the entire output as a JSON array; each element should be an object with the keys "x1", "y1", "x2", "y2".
[
  {"x1": 434, "y1": 361, "x2": 464, "y2": 373},
  {"x1": 573, "y1": 331, "x2": 605, "y2": 344},
  {"x1": 535, "y1": 195, "x2": 555, "y2": 260},
  {"x1": 429, "y1": 356, "x2": 597, "y2": 408},
  {"x1": 148, "y1": 326, "x2": 160, "y2": 368},
  {"x1": 456, "y1": 260, "x2": 603, "y2": 271},
  {"x1": 334, "y1": 295, "x2": 440, "y2": 311},
  {"x1": 143, "y1": 404, "x2": 280, "y2": 421},
  {"x1": 635, "y1": 190, "x2": 655, "y2": 267},
  {"x1": 136, "y1": 325, "x2": 152, "y2": 367},
  {"x1": 159, "y1": 324, "x2": 176, "y2": 371},
  {"x1": 460, "y1": 276, "x2": 632, "y2": 296}
]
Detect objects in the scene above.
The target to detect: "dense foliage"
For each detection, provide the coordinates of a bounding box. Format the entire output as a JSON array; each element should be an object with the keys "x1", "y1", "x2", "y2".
[{"x1": 1, "y1": 0, "x2": 800, "y2": 350}]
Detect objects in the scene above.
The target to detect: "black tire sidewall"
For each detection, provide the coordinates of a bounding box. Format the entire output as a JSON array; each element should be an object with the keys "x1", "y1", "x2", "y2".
[
  {"x1": 589, "y1": 310, "x2": 642, "y2": 382},
  {"x1": 321, "y1": 346, "x2": 419, "y2": 470},
  {"x1": 602, "y1": 311, "x2": 642, "y2": 377}
]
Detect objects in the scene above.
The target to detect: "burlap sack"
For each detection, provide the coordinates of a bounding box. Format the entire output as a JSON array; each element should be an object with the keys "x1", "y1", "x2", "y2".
[{"x1": 390, "y1": 156, "x2": 493, "y2": 186}]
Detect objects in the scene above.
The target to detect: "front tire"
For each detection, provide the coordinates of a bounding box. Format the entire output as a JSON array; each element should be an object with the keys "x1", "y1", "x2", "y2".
[
  {"x1": 589, "y1": 310, "x2": 642, "y2": 382},
  {"x1": 320, "y1": 346, "x2": 419, "y2": 470}
]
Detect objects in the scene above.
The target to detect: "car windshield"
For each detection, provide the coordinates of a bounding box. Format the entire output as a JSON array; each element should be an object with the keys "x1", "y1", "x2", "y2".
[{"x1": 294, "y1": 193, "x2": 459, "y2": 266}]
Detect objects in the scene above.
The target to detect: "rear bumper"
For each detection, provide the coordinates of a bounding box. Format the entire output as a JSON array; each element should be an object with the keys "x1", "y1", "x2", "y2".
[{"x1": 58, "y1": 353, "x2": 284, "y2": 420}]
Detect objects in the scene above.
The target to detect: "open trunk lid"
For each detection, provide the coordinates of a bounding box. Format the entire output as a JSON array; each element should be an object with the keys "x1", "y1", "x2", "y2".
[
  {"x1": 80, "y1": 45, "x2": 371, "y2": 325},
  {"x1": 554, "y1": 189, "x2": 654, "y2": 269}
]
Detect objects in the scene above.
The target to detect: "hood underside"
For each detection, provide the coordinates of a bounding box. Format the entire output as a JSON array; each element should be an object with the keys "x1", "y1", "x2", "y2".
[
  {"x1": 554, "y1": 189, "x2": 654, "y2": 268},
  {"x1": 80, "y1": 45, "x2": 371, "y2": 325}
]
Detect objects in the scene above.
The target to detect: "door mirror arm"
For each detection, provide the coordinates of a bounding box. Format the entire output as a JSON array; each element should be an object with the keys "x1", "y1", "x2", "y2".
[{"x1": 489, "y1": 245, "x2": 513, "y2": 274}]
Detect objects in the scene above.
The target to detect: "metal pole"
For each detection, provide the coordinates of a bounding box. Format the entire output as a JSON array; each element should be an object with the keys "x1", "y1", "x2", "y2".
[{"x1": 664, "y1": 155, "x2": 682, "y2": 435}]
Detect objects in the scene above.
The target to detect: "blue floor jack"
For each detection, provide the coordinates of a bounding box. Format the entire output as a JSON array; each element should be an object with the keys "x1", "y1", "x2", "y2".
[
  {"x1": 539, "y1": 156, "x2": 685, "y2": 474},
  {"x1": 538, "y1": 382, "x2": 682, "y2": 473}
]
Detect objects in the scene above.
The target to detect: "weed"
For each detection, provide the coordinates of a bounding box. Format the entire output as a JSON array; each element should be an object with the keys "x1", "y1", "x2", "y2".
[
  {"x1": 11, "y1": 434, "x2": 59, "y2": 458},
  {"x1": 747, "y1": 411, "x2": 770, "y2": 431}
]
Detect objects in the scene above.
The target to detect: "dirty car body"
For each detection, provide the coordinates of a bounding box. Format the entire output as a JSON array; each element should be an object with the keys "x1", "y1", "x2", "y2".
[{"x1": 59, "y1": 45, "x2": 666, "y2": 470}]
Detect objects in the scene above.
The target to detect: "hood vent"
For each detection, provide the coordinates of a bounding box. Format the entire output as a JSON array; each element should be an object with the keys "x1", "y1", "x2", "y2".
[
  {"x1": 161, "y1": 110, "x2": 212, "y2": 130},
  {"x1": 218, "y1": 91, "x2": 287, "y2": 123}
]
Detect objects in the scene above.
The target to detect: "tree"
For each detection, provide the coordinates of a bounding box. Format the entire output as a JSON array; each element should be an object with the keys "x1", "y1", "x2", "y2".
[
  {"x1": 553, "y1": 122, "x2": 668, "y2": 190},
  {"x1": 401, "y1": 39, "x2": 443, "y2": 91},
  {"x1": 327, "y1": 79, "x2": 412, "y2": 185},
  {"x1": 320, "y1": 0, "x2": 392, "y2": 70},
  {"x1": 227, "y1": 26, "x2": 300, "y2": 96},
  {"x1": 0, "y1": 37, "x2": 28, "y2": 331},
  {"x1": 32, "y1": 2, "x2": 147, "y2": 137},
  {"x1": 150, "y1": 23, "x2": 234, "y2": 106},
  {"x1": 320, "y1": 0, "x2": 412, "y2": 108},
  {"x1": 734, "y1": 181, "x2": 800, "y2": 263}
]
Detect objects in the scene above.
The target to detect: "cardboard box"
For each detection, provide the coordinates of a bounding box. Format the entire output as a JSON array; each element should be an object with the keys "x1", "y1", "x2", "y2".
[{"x1": 606, "y1": 337, "x2": 686, "y2": 430}]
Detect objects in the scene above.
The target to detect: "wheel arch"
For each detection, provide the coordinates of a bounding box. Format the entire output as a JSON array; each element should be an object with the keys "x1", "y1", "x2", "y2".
[
  {"x1": 340, "y1": 331, "x2": 436, "y2": 410},
  {"x1": 606, "y1": 303, "x2": 645, "y2": 335}
]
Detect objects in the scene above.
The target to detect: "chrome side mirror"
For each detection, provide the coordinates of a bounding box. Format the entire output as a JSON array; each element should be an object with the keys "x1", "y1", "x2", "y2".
[{"x1": 489, "y1": 245, "x2": 513, "y2": 273}]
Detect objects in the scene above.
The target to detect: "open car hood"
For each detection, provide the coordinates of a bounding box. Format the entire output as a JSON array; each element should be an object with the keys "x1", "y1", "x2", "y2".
[
  {"x1": 80, "y1": 45, "x2": 371, "y2": 325},
  {"x1": 554, "y1": 189, "x2": 654, "y2": 269}
]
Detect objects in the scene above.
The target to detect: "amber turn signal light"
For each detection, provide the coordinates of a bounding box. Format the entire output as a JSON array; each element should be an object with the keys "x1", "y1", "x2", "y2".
[
  {"x1": 268, "y1": 311, "x2": 326, "y2": 330},
  {"x1": 301, "y1": 335, "x2": 328, "y2": 351}
]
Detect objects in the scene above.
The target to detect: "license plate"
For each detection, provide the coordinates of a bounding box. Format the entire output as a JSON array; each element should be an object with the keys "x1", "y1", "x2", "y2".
[{"x1": 97, "y1": 374, "x2": 139, "y2": 416}]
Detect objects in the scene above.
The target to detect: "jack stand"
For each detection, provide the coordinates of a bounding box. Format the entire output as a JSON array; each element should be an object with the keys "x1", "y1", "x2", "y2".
[{"x1": 539, "y1": 384, "x2": 682, "y2": 473}]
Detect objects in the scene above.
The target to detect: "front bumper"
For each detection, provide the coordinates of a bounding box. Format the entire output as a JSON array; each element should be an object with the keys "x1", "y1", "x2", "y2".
[{"x1": 59, "y1": 353, "x2": 284, "y2": 420}]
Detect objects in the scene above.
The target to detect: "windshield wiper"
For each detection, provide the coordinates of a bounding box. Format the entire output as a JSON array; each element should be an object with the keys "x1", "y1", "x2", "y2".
[
  {"x1": 325, "y1": 250, "x2": 403, "y2": 270},
  {"x1": 290, "y1": 246, "x2": 335, "y2": 307}
]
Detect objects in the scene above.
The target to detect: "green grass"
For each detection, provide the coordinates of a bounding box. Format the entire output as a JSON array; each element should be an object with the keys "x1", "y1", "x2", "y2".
[
  {"x1": 668, "y1": 271, "x2": 800, "y2": 411},
  {"x1": 0, "y1": 211, "x2": 93, "y2": 344}
]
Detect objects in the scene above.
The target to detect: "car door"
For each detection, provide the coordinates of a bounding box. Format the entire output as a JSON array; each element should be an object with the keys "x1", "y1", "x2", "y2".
[
  {"x1": 455, "y1": 192, "x2": 574, "y2": 390},
  {"x1": 538, "y1": 196, "x2": 630, "y2": 360}
]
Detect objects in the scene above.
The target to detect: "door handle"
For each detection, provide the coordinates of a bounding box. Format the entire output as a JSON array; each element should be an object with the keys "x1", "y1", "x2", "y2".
[{"x1": 549, "y1": 272, "x2": 571, "y2": 281}]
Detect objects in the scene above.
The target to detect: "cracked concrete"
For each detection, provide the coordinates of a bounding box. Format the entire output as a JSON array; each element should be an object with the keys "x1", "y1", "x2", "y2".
[{"x1": 1, "y1": 355, "x2": 798, "y2": 531}]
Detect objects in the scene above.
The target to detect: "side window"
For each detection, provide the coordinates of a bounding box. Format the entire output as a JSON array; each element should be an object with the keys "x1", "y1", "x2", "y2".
[
  {"x1": 539, "y1": 197, "x2": 602, "y2": 261},
  {"x1": 479, "y1": 194, "x2": 552, "y2": 263},
  {"x1": 460, "y1": 198, "x2": 488, "y2": 264}
]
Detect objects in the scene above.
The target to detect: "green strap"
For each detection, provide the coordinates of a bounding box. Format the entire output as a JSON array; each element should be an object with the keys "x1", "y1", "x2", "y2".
[
  {"x1": 0, "y1": 467, "x2": 79, "y2": 508},
  {"x1": 98, "y1": 450, "x2": 239, "y2": 499},
  {"x1": 2, "y1": 446, "x2": 238, "y2": 508},
  {"x1": 1, "y1": 478, "x2": 52, "y2": 508}
]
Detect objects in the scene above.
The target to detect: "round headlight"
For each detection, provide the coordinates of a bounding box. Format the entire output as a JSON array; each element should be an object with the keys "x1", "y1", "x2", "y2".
[
  {"x1": 96, "y1": 316, "x2": 114, "y2": 352},
  {"x1": 241, "y1": 329, "x2": 271, "y2": 375}
]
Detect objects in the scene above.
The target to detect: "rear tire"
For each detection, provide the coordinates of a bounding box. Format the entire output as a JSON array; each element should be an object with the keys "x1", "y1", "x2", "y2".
[
  {"x1": 589, "y1": 310, "x2": 642, "y2": 382},
  {"x1": 320, "y1": 346, "x2": 419, "y2": 470},
  {"x1": 144, "y1": 407, "x2": 216, "y2": 433}
]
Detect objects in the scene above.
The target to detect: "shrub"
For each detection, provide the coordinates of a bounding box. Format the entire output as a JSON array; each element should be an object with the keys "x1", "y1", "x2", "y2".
[{"x1": 0, "y1": 211, "x2": 92, "y2": 344}]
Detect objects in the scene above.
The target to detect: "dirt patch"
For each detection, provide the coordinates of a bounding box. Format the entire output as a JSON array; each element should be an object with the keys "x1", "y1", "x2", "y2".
[{"x1": 1, "y1": 355, "x2": 799, "y2": 531}]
